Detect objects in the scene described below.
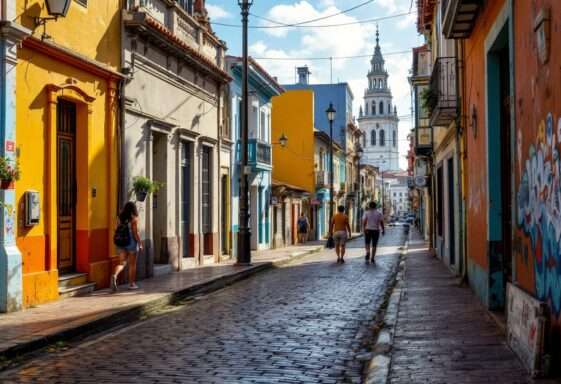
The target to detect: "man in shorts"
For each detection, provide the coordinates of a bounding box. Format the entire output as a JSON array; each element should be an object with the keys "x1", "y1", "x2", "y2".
[
  {"x1": 363, "y1": 201, "x2": 385, "y2": 264},
  {"x1": 330, "y1": 205, "x2": 352, "y2": 263}
]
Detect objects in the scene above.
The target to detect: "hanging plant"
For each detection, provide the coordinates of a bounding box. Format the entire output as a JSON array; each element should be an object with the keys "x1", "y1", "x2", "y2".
[
  {"x1": 420, "y1": 86, "x2": 438, "y2": 115},
  {"x1": 0, "y1": 157, "x2": 20, "y2": 189},
  {"x1": 132, "y1": 176, "x2": 163, "y2": 202}
]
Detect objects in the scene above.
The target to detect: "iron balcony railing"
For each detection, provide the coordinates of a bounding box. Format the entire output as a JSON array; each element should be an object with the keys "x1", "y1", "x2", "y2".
[
  {"x1": 429, "y1": 56, "x2": 458, "y2": 127},
  {"x1": 236, "y1": 139, "x2": 272, "y2": 171}
]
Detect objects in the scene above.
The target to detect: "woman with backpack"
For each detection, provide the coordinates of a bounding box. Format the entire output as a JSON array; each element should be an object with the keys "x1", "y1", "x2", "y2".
[{"x1": 111, "y1": 201, "x2": 143, "y2": 291}]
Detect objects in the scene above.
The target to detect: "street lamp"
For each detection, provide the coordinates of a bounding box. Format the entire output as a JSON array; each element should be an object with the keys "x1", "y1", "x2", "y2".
[
  {"x1": 236, "y1": 0, "x2": 254, "y2": 265},
  {"x1": 326, "y1": 103, "x2": 336, "y2": 247},
  {"x1": 274, "y1": 133, "x2": 288, "y2": 148},
  {"x1": 35, "y1": 0, "x2": 71, "y2": 39}
]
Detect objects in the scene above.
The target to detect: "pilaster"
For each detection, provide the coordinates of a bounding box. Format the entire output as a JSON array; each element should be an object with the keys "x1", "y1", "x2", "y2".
[{"x1": 0, "y1": 21, "x2": 30, "y2": 312}]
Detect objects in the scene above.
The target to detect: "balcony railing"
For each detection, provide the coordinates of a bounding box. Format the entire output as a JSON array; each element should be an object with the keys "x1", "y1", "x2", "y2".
[
  {"x1": 315, "y1": 171, "x2": 328, "y2": 188},
  {"x1": 442, "y1": 0, "x2": 481, "y2": 39},
  {"x1": 236, "y1": 139, "x2": 272, "y2": 171},
  {"x1": 429, "y1": 57, "x2": 458, "y2": 127}
]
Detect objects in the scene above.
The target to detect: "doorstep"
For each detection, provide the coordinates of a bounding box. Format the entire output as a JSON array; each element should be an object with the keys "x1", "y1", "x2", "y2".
[{"x1": 0, "y1": 242, "x2": 323, "y2": 364}]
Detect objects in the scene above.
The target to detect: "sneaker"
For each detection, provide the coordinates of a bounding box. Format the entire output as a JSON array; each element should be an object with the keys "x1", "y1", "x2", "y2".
[
  {"x1": 129, "y1": 283, "x2": 139, "y2": 290},
  {"x1": 111, "y1": 275, "x2": 118, "y2": 292},
  {"x1": 341, "y1": 258, "x2": 345, "y2": 263},
  {"x1": 365, "y1": 254, "x2": 370, "y2": 263}
]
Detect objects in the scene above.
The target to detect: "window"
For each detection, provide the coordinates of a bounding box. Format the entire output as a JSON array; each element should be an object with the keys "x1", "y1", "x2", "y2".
[
  {"x1": 388, "y1": 102, "x2": 391, "y2": 113},
  {"x1": 260, "y1": 110, "x2": 266, "y2": 141},
  {"x1": 380, "y1": 129, "x2": 385, "y2": 146},
  {"x1": 393, "y1": 130, "x2": 397, "y2": 147},
  {"x1": 370, "y1": 130, "x2": 376, "y2": 146},
  {"x1": 362, "y1": 134, "x2": 366, "y2": 147},
  {"x1": 365, "y1": 102, "x2": 369, "y2": 115},
  {"x1": 379, "y1": 101, "x2": 384, "y2": 115},
  {"x1": 202, "y1": 146, "x2": 212, "y2": 234},
  {"x1": 371, "y1": 101, "x2": 376, "y2": 115},
  {"x1": 177, "y1": 0, "x2": 193, "y2": 14}
]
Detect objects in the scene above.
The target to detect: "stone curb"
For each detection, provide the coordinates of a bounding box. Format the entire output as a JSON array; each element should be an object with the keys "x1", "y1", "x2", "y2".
[
  {"x1": 363, "y1": 233, "x2": 409, "y2": 384},
  {"x1": 0, "y1": 245, "x2": 324, "y2": 366}
]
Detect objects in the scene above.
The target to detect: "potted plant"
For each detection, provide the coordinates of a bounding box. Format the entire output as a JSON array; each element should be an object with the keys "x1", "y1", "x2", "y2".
[
  {"x1": 0, "y1": 157, "x2": 20, "y2": 190},
  {"x1": 132, "y1": 176, "x2": 163, "y2": 202}
]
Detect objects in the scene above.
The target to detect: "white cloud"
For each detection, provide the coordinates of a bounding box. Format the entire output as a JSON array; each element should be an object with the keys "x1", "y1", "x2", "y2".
[{"x1": 206, "y1": 4, "x2": 230, "y2": 20}]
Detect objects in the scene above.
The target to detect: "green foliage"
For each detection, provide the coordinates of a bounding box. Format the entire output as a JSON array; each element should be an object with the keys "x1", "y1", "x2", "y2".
[
  {"x1": 420, "y1": 86, "x2": 438, "y2": 115},
  {"x1": 132, "y1": 176, "x2": 163, "y2": 194},
  {"x1": 0, "y1": 157, "x2": 20, "y2": 182}
]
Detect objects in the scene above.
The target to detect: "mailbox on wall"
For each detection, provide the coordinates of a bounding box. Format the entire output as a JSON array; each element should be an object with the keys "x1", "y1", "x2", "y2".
[{"x1": 25, "y1": 190, "x2": 40, "y2": 227}]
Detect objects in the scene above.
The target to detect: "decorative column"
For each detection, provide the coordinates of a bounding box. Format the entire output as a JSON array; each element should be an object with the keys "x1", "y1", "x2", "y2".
[{"x1": 0, "y1": 20, "x2": 30, "y2": 312}]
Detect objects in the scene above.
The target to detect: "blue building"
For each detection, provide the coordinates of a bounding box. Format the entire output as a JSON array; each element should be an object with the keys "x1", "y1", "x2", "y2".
[{"x1": 226, "y1": 57, "x2": 283, "y2": 254}]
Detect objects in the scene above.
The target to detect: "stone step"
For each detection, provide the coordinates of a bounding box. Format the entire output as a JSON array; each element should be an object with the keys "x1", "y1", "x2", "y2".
[
  {"x1": 59, "y1": 282, "x2": 96, "y2": 299},
  {"x1": 58, "y1": 273, "x2": 88, "y2": 288}
]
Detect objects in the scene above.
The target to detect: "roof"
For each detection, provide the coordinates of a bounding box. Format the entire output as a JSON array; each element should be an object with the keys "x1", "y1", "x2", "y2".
[
  {"x1": 226, "y1": 56, "x2": 285, "y2": 95},
  {"x1": 314, "y1": 130, "x2": 344, "y2": 153}
]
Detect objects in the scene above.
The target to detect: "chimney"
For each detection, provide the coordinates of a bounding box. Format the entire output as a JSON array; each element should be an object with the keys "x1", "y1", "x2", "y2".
[{"x1": 297, "y1": 66, "x2": 311, "y2": 85}]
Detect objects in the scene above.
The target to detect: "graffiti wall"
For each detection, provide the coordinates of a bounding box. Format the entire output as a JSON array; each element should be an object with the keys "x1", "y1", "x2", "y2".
[{"x1": 516, "y1": 113, "x2": 561, "y2": 315}]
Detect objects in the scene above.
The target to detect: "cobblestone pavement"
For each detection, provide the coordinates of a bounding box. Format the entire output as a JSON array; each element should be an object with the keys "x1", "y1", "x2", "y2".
[
  {"x1": 1, "y1": 228, "x2": 405, "y2": 384},
  {"x1": 388, "y1": 233, "x2": 532, "y2": 384}
]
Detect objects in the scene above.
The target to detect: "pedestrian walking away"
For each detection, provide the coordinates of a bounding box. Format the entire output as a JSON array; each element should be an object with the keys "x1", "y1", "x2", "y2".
[
  {"x1": 330, "y1": 205, "x2": 352, "y2": 263},
  {"x1": 111, "y1": 201, "x2": 144, "y2": 291},
  {"x1": 363, "y1": 201, "x2": 384, "y2": 264},
  {"x1": 297, "y1": 212, "x2": 310, "y2": 244}
]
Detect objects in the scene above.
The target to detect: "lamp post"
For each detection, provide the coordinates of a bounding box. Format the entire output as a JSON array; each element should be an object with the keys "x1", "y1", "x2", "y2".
[
  {"x1": 237, "y1": 0, "x2": 253, "y2": 265},
  {"x1": 326, "y1": 103, "x2": 336, "y2": 244},
  {"x1": 355, "y1": 143, "x2": 363, "y2": 232}
]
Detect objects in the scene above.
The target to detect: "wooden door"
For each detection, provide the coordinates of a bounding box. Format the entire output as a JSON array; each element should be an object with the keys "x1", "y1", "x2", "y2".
[{"x1": 57, "y1": 100, "x2": 77, "y2": 272}]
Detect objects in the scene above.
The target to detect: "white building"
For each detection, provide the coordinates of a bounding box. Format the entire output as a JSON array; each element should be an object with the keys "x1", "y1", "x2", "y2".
[{"x1": 358, "y1": 28, "x2": 400, "y2": 172}]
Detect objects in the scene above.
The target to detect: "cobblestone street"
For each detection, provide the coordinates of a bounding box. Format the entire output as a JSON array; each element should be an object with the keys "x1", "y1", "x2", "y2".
[{"x1": 0, "y1": 229, "x2": 405, "y2": 383}]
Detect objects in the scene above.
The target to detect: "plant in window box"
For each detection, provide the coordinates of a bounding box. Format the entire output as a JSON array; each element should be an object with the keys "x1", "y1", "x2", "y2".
[
  {"x1": 132, "y1": 176, "x2": 163, "y2": 202},
  {"x1": 0, "y1": 157, "x2": 20, "y2": 189}
]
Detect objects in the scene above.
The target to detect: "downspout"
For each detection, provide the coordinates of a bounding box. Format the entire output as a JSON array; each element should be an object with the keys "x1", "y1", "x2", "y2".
[
  {"x1": 454, "y1": 39, "x2": 465, "y2": 280},
  {"x1": 458, "y1": 38, "x2": 468, "y2": 283},
  {"x1": 216, "y1": 82, "x2": 222, "y2": 263}
]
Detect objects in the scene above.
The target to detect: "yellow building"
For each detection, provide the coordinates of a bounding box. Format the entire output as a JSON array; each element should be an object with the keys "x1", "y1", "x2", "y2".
[
  {"x1": 271, "y1": 90, "x2": 315, "y2": 247},
  {"x1": 15, "y1": 0, "x2": 122, "y2": 306}
]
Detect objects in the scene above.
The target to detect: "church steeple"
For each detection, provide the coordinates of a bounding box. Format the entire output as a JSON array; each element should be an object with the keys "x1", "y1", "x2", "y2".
[{"x1": 368, "y1": 26, "x2": 388, "y2": 91}]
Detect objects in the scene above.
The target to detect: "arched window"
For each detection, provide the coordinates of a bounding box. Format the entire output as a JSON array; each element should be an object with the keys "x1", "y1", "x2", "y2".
[
  {"x1": 363, "y1": 134, "x2": 366, "y2": 147},
  {"x1": 380, "y1": 129, "x2": 385, "y2": 146},
  {"x1": 371, "y1": 101, "x2": 376, "y2": 115},
  {"x1": 370, "y1": 130, "x2": 376, "y2": 146},
  {"x1": 393, "y1": 130, "x2": 396, "y2": 147},
  {"x1": 379, "y1": 101, "x2": 384, "y2": 115},
  {"x1": 365, "y1": 102, "x2": 369, "y2": 115},
  {"x1": 388, "y1": 102, "x2": 391, "y2": 113}
]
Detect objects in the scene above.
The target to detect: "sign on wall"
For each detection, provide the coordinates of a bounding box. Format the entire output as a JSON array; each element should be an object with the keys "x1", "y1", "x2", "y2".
[{"x1": 506, "y1": 283, "x2": 546, "y2": 377}]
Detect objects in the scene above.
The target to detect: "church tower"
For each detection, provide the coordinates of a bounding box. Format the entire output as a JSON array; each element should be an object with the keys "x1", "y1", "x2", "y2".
[{"x1": 358, "y1": 27, "x2": 400, "y2": 171}]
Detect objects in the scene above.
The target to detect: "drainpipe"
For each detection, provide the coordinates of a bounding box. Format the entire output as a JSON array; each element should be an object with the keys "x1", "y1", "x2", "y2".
[
  {"x1": 455, "y1": 39, "x2": 466, "y2": 282},
  {"x1": 216, "y1": 82, "x2": 222, "y2": 263}
]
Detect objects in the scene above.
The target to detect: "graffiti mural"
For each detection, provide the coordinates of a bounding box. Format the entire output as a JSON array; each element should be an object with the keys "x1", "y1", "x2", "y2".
[{"x1": 517, "y1": 113, "x2": 561, "y2": 315}]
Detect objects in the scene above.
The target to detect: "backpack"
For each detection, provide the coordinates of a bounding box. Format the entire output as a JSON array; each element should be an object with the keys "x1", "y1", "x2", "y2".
[
  {"x1": 298, "y1": 217, "x2": 308, "y2": 232},
  {"x1": 113, "y1": 221, "x2": 131, "y2": 247}
]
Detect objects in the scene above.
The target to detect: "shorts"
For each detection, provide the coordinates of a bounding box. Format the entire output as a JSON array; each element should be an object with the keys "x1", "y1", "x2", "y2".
[
  {"x1": 333, "y1": 230, "x2": 348, "y2": 246},
  {"x1": 365, "y1": 230, "x2": 380, "y2": 248},
  {"x1": 117, "y1": 240, "x2": 138, "y2": 253}
]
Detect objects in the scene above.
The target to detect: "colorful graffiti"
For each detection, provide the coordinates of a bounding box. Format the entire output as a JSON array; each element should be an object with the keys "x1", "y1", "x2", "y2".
[{"x1": 517, "y1": 114, "x2": 561, "y2": 315}]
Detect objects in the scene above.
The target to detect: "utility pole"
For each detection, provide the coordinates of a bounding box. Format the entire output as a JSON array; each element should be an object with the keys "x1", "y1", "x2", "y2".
[{"x1": 237, "y1": 0, "x2": 253, "y2": 265}]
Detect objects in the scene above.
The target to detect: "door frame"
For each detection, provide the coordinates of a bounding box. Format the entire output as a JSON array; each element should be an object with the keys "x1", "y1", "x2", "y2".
[
  {"x1": 484, "y1": 2, "x2": 514, "y2": 309},
  {"x1": 45, "y1": 84, "x2": 95, "y2": 274}
]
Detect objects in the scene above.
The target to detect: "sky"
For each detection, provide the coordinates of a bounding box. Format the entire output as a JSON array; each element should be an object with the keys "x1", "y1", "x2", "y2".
[{"x1": 207, "y1": 0, "x2": 425, "y2": 170}]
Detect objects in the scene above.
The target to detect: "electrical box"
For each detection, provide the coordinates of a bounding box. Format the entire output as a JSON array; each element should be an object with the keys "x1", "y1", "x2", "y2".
[{"x1": 25, "y1": 190, "x2": 40, "y2": 227}]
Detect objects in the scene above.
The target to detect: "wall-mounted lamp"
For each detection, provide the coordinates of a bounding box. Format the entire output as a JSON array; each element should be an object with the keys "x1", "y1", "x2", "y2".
[
  {"x1": 272, "y1": 133, "x2": 288, "y2": 148},
  {"x1": 35, "y1": 0, "x2": 71, "y2": 39}
]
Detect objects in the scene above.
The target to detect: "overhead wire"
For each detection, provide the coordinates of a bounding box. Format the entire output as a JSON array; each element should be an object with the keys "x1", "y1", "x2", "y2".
[{"x1": 253, "y1": 49, "x2": 412, "y2": 61}]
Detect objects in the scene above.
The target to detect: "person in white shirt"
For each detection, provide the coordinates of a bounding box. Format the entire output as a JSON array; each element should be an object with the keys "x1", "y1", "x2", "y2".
[{"x1": 362, "y1": 201, "x2": 385, "y2": 264}]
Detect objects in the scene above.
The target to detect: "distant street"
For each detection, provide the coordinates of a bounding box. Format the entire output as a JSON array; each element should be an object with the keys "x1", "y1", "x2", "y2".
[{"x1": 1, "y1": 229, "x2": 406, "y2": 384}]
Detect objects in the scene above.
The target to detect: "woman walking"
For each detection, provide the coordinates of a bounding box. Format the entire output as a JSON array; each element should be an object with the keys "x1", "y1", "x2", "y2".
[
  {"x1": 297, "y1": 212, "x2": 310, "y2": 244},
  {"x1": 111, "y1": 201, "x2": 143, "y2": 291}
]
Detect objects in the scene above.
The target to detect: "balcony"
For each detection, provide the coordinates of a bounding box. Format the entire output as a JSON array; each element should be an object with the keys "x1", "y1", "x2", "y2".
[
  {"x1": 428, "y1": 57, "x2": 458, "y2": 127},
  {"x1": 442, "y1": 0, "x2": 481, "y2": 39},
  {"x1": 315, "y1": 171, "x2": 329, "y2": 189},
  {"x1": 236, "y1": 139, "x2": 272, "y2": 171}
]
